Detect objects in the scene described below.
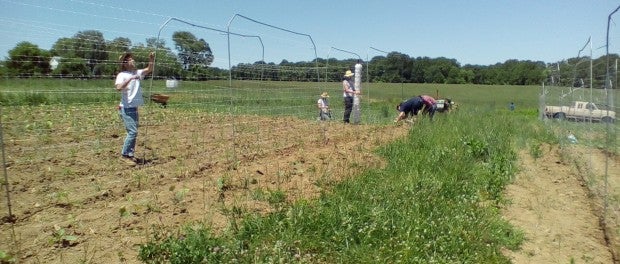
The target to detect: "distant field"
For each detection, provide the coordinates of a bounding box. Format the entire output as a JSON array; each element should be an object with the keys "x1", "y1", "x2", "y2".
[{"x1": 0, "y1": 78, "x2": 546, "y2": 122}]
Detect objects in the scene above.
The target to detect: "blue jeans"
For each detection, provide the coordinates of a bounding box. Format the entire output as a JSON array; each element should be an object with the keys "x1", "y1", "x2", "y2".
[{"x1": 119, "y1": 107, "x2": 139, "y2": 157}]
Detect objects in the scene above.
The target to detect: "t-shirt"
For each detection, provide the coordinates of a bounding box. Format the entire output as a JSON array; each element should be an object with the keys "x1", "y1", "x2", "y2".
[
  {"x1": 317, "y1": 98, "x2": 329, "y2": 112},
  {"x1": 420, "y1": 95, "x2": 436, "y2": 108},
  {"x1": 342, "y1": 79, "x2": 355, "y2": 97},
  {"x1": 400, "y1": 96, "x2": 425, "y2": 116},
  {"x1": 115, "y1": 69, "x2": 145, "y2": 108}
]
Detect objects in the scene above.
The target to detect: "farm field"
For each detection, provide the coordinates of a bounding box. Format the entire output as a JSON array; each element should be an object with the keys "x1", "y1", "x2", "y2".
[{"x1": 0, "y1": 79, "x2": 618, "y2": 263}]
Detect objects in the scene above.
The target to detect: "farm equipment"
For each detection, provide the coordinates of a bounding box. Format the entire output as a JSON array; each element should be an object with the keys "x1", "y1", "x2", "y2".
[{"x1": 150, "y1": 93, "x2": 170, "y2": 108}]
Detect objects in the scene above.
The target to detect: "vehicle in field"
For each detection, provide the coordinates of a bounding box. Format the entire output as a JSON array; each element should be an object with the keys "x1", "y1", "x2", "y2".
[{"x1": 544, "y1": 101, "x2": 615, "y2": 123}]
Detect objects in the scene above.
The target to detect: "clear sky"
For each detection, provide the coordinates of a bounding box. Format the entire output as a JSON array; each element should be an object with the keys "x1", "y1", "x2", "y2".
[{"x1": 2, "y1": 0, "x2": 620, "y2": 69}]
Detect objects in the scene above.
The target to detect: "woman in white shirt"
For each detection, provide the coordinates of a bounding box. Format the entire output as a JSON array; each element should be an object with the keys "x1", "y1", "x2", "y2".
[{"x1": 115, "y1": 52, "x2": 154, "y2": 165}]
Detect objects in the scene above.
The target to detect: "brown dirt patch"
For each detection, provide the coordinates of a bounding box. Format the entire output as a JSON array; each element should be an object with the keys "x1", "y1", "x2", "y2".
[
  {"x1": 502, "y1": 144, "x2": 618, "y2": 263},
  {"x1": 0, "y1": 112, "x2": 409, "y2": 263}
]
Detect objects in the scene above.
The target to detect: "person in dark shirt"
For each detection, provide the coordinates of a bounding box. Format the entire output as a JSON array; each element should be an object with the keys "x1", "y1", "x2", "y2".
[{"x1": 394, "y1": 95, "x2": 436, "y2": 123}]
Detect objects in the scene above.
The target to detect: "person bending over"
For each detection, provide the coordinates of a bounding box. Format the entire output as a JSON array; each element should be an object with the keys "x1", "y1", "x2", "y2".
[{"x1": 394, "y1": 95, "x2": 431, "y2": 123}]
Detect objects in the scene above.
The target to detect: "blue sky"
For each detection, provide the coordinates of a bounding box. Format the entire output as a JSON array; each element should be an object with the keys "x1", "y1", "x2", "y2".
[{"x1": 2, "y1": 0, "x2": 620, "y2": 69}]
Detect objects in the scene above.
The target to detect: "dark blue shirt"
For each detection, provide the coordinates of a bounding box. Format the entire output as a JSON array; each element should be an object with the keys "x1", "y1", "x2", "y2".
[{"x1": 400, "y1": 96, "x2": 425, "y2": 116}]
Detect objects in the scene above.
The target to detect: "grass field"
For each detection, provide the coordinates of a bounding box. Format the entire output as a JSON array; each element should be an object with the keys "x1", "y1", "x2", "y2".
[{"x1": 0, "y1": 78, "x2": 617, "y2": 263}]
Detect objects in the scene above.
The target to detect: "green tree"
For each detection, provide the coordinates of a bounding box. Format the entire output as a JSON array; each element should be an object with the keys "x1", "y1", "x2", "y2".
[
  {"x1": 385, "y1": 52, "x2": 412, "y2": 83},
  {"x1": 103, "y1": 37, "x2": 133, "y2": 76},
  {"x1": 73, "y1": 30, "x2": 108, "y2": 76},
  {"x1": 52, "y1": 57, "x2": 89, "y2": 77},
  {"x1": 7, "y1": 41, "x2": 50, "y2": 77},
  {"x1": 51, "y1": 37, "x2": 77, "y2": 58},
  {"x1": 51, "y1": 37, "x2": 83, "y2": 77},
  {"x1": 144, "y1": 38, "x2": 182, "y2": 79},
  {"x1": 172, "y1": 31, "x2": 214, "y2": 71}
]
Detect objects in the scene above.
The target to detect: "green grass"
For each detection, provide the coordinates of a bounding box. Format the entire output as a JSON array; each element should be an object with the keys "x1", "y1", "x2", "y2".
[
  {"x1": 0, "y1": 78, "x2": 547, "y2": 124},
  {"x1": 0, "y1": 78, "x2": 615, "y2": 262},
  {"x1": 137, "y1": 107, "x2": 556, "y2": 263}
]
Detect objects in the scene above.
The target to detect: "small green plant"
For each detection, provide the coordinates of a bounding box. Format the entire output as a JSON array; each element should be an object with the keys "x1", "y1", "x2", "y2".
[
  {"x1": 529, "y1": 141, "x2": 543, "y2": 160},
  {"x1": 145, "y1": 201, "x2": 162, "y2": 213},
  {"x1": 0, "y1": 250, "x2": 16, "y2": 263},
  {"x1": 267, "y1": 190, "x2": 287, "y2": 205},
  {"x1": 118, "y1": 206, "x2": 129, "y2": 227},
  {"x1": 50, "y1": 191, "x2": 71, "y2": 206},
  {"x1": 50, "y1": 225, "x2": 78, "y2": 248},
  {"x1": 132, "y1": 171, "x2": 147, "y2": 189},
  {"x1": 173, "y1": 188, "x2": 189, "y2": 205}
]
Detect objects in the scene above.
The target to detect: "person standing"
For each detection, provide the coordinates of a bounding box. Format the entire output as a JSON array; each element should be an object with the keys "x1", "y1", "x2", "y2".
[
  {"x1": 317, "y1": 91, "x2": 331, "y2": 121},
  {"x1": 115, "y1": 52, "x2": 154, "y2": 165},
  {"x1": 342, "y1": 70, "x2": 358, "y2": 123}
]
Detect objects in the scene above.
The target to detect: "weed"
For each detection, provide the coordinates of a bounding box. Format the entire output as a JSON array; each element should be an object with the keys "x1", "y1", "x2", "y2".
[
  {"x1": 267, "y1": 190, "x2": 287, "y2": 205},
  {"x1": 173, "y1": 188, "x2": 189, "y2": 205},
  {"x1": 529, "y1": 141, "x2": 543, "y2": 160},
  {"x1": 50, "y1": 226, "x2": 78, "y2": 248},
  {"x1": 50, "y1": 191, "x2": 71, "y2": 206},
  {"x1": 118, "y1": 206, "x2": 130, "y2": 228},
  {"x1": 0, "y1": 250, "x2": 16, "y2": 263},
  {"x1": 132, "y1": 171, "x2": 147, "y2": 189},
  {"x1": 145, "y1": 201, "x2": 162, "y2": 214}
]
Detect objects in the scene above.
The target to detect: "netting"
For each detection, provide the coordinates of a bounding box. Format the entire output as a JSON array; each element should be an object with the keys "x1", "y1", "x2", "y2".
[
  {"x1": 0, "y1": 2, "x2": 380, "y2": 262},
  {"x1": 540, "y1": 22, "x2": 619, "y2": 257}
]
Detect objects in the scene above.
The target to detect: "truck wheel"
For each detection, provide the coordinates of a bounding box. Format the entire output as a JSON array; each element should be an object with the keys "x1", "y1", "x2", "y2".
[
  {"x1": 553, "y1": 112, "x2": 566, "y2": 120},
  {"x1": 601, "y1": 116, "x2": 614, "y2": 123}
]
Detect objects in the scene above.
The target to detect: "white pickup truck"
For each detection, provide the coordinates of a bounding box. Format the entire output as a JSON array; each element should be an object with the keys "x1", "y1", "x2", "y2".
[{"x1": 544, "y1": 101, "x2": 616, "y2": 123}]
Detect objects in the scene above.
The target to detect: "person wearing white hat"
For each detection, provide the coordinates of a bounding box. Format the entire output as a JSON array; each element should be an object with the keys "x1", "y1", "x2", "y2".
[
  {"x1": 317, "y1": 92, "x2": 331, "y2": 121},
  {"x1": 342, "y1": 70, "x2": 359, "y2": 123}
]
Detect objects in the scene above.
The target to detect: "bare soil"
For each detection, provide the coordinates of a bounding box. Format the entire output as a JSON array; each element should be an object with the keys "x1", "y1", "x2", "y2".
[
  {"x1": 502, "y1": 144, "x2": 619, "y2": 263},
  {"x1": 1, "y1": 114, "x2": 409, "y2": 263},
  {"x1": 0, "y1": 112, "x2": 617, "y2": 263}
]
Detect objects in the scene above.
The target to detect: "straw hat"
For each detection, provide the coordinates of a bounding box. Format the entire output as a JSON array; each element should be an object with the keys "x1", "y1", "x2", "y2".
[
  {"x1": 344, "y1": 70, "x2": 354, "y2": 77},
  {"x1": 320, "y1": 92, "x2": 329, "y2": 98}
]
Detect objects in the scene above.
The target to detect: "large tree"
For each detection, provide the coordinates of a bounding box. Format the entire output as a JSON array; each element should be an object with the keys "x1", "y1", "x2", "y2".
[
  {"x1": 172, "y1": 31, "x2": 214, "y2": 71},
  {"x1": 50, "y1": 30, "x2": 109, "y2": 76},
  {"x1": 74, "y1": 30, "x2": 108, "y2": 76},
  {"x1": 7, "y1": 41, "x2": 50, "y2": 77}
]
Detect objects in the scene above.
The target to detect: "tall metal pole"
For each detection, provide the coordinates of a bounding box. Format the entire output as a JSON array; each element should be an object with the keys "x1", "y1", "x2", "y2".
[
  {"x1": 603, "y1": 4, "x2": 620, "y2": 231},
  {"x1": 0, "y1": 108, "x2": 13, "y2": 222}
]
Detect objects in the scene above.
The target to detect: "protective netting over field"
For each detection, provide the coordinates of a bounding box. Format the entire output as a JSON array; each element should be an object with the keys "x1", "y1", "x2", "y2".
[
  {"x1": 540, "y1": 27, "x2": 620, "y2": 257},
  {"x1": 2, "y1": 1, "x2": 620, "y2": 262},
  {"x1": 0, "y1": 2, "x2": 394, "y2": 263}
]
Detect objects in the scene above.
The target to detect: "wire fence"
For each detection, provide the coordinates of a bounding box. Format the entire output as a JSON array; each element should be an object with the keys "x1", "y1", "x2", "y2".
[
  {"x1": 540, "y1": 15, "x2": 620, "y2": 257},
  {"x1": 1, "y1": 1, "x2": 620, "y2": 262}
]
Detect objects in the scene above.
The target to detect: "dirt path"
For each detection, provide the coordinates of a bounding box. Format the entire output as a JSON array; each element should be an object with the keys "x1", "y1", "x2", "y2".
[{"x1": 502, "y1": 144, "x2": 616, "y2": 263}]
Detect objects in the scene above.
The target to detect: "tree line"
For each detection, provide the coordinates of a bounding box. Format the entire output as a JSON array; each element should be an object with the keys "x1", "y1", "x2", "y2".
[{"x1": 1, "y1": 29, "x2": 617, "y2": 87}]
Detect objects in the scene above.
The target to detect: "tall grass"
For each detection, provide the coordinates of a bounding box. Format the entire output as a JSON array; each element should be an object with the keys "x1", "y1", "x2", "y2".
[{"x1": 138, "y1": 107, "x2": 553, "y2": 263}]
